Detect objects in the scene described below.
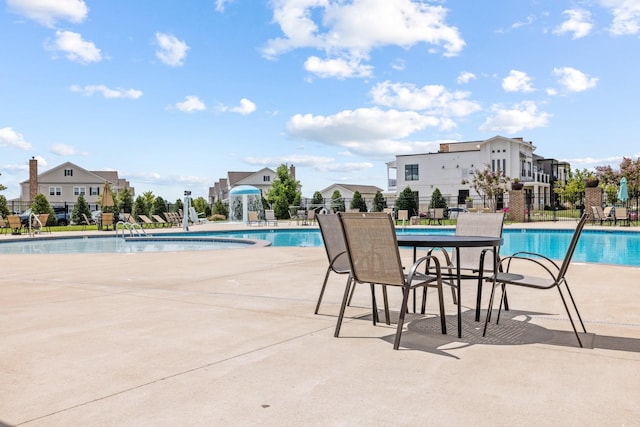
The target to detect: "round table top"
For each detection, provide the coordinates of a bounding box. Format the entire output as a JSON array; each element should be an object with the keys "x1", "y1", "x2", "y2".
[{"x1": 396, "y1": 234, "x2": 502, "y2": 248}]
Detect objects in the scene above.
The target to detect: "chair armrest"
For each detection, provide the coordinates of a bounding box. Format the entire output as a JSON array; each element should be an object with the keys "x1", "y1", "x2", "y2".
[
  {"x1": 406, "y1": 254, "x2": 442, "y2": 283},
  {"x1": 498, "y1": 253, "x2": 560, "y2": 281}
]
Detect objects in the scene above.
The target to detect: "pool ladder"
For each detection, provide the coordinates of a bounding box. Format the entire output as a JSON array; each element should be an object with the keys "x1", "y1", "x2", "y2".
[{"x1": 116, "y1": 221, "x2": 147, "y2": 237}]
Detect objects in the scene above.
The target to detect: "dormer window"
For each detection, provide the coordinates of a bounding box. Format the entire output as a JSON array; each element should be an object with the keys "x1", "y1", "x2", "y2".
[
  {"x1": 263, "y1": 175, "x2": 271, "y2": 182},
  {"x1": 64, "y1": 168, "x2": 73, "y2": 177}
]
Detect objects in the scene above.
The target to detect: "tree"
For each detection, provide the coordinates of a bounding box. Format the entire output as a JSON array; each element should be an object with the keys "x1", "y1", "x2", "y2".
[
  {"x1": 619, "y1": 156, "x2": 640, "y2": 200},
  {"x1": 132, "y1": 195, "x2": 149, "y2": 220},
  {"x1": 0, "y1": 194, "x2": 9, "y2": 218},
  {"x1": 173, "y1": 198, "x2": 184, "y2": 213},
  {"x1": 395, "y1": 186, "x2": 417, "y2": 216},
  {"x1": 266, "y1": 164, "x2": 301, "y2": 219},
  {"x1": 117, "y1": 187, "x2": 133, "y2": 214},
  {"x1": 331, "y1": 190, "x2": 345, "y2": 212},
  {"x1": 372, "y1": 190, "x2": 386, "y2": 212},
  {"x1": 192, "y1": 196, "x2": 210, "y2": 216},
  {"x1": 71, "y1": 194, "x2": 91, "y2": 225},
  {"x1": 152, "y1": 196, "x2": 168, "y2": 216},
  {"x1": 212, "y1": 199, "x2": 228, "y2": 218},
  {"x1": 350, "y1": 191, "x2": 367, "y2": 212},
  {"x1": 142, "y1": 191, "x2": 155, "y2": 211},
  {"x1": 31, "y1": 193, "x2": 55, "y2": 226},
  {"x1": 429, "y1": 188, "x2": 448, "y2": 211},
  {"x1": 554, "y1": 168, "x2": 590, "y2": 208},
  {"x1": 465, "y1": 167, "x2": 509, "y2": 211},
  {"x1": 310, "y1": 191, "x2": 324, "y2": 212}
]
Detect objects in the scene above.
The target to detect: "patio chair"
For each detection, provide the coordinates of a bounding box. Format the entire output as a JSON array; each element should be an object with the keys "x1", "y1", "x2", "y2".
[
  {"x1": 101, "y1": 212, "x2": 114, "y2": 231},
  {"x1": 591, "y1": 206, "x2": 613, "y2": 225},
  {"x1": 615, "y1": 207, "x2": 630, "y2": 226},
  {"x1": 315, "y1": 214, "x2": 354, "y2": 314},
  {"x1": 429, "y1": 212, "x2": 505, "y2": 320},
  {"x1": 248, "y1": 211, "x2": 262, "y2": 226},
  {"x1": 152, "y1": 214, "x2": 170, "y2": 227},
  {"x1": 483, "y1": 213, "x2": 589, "y2": 347},
  {"x1": 81, "y1": 213, "x2": 94, "y2": 231},
  {"x1": 428, "y1": 208, "x2": 445, "y2": 225},
  {"x1": 307, "y1": 209, "x2": 316, "y2": 224},
  {"x1": 0, "y1": 215, "x2": 8, "y2": 234},
  {"x1": 396, "y1": 209, "x2": 408, "y2": 226},
  {"x1": 265, "y1": 209, "x2": 278, "y2": 226},
  {"x1": 8, "y1": 215, "x2": 24, "y2": 235},
  {"x1": 335, "y1": 212, "x2": 447, "y2": 350},
  {"x1": 34, "y1": 213, "x2": 51, "y2": 234}
]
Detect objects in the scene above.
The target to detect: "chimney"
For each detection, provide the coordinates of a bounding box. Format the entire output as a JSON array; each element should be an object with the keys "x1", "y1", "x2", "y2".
[
  {"x1": 289, "y1": 164, "x2": 295, "y2": 180},
  {"x1": 29, "y1": 157, "x2": 38, "y2": 201}
]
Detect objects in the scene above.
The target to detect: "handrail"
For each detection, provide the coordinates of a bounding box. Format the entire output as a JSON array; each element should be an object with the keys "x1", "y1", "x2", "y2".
[
  {"x1": 28, "y1": 212, "x2": 43, "y2": 236},
  {"x1": 116, "y1": 221, "x2": 147, "y2": 237}
]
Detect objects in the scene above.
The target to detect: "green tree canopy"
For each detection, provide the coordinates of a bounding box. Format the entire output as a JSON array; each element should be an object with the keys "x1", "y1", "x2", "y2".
[
  {"x1": 429, "y1": 188, "x2": 448, "y2": 211},
  {"x1": 152, "y1": 196, "x2": 168, "y2": 215},
  {"x1": 212, "y1": 199, "x2": 228, "y2": 218},
  {"x1": 133, "y1": 195, "x2": 149, "y2": 220},
  {"x1": 395, "y1": 186, "x2": 417, "y2": 216},
  {"x1": 173, "y1": 198, "x2": 184, "y2": 213},
  {"x1": 310, "y1": 191, "x2": 324, "y2": 211},
  {"x1": 31, "y1": 193, "x2": 55, "y2": 226},
  {"x1": 350, "y1": 190, "x2": 367, "y2": 212},
  {"x1": 192, "y1": 196, "x2": 210, "y2": 216},
  {"x1": 266, "y1": 164, "x2": 301, "y2": 219},
  {"x1": 331, "y1": 190, "x2": 345, "y2": 212},
  {"x1": 0, "y1": 194, "x2": 9, "y2": 217},
  {"x1": 71, "y1": 194, "x2": 91, "y2": 225},
  {"x1": 117, "y1": 187, "x2": 132, "y2": 214},
  {"x1": 372, "y1": 190, "x2": 386, "y2": 212}
]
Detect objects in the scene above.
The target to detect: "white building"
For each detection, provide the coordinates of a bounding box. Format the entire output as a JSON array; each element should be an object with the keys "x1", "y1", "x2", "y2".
[{"x1": 387, "y1": 135, "x2": 569, "y2": 210}]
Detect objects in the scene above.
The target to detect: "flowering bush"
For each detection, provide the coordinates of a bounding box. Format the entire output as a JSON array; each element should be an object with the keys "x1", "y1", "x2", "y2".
[{"x1": 469, "y1": 167, "x2": 510, "y2": 211}]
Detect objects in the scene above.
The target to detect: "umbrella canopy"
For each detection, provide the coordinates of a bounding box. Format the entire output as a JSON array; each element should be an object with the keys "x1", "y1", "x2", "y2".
[
  {"x1": 618, "y1": 177, "x2": 629, "y2": 205},
  {"x1": 101, "y1": 182, "x2": 114, "y2": 208}
]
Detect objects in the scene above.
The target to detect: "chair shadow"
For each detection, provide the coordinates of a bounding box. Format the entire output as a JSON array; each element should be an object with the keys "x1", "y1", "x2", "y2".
[{"x1": 364, "y1": 309, "x2": 640, "y2": 356}]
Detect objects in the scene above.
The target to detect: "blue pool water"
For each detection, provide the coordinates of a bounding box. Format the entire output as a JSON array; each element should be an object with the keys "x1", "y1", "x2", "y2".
[
  {"x1": 196, "y1": 228, "x2": 640, "y2": 267},
  {"x1": 0, "y1": 236, "x2": 263, "y2": 254},
  {"x1": 1, "y1": 228, "x2": 638, "y2": 266}
]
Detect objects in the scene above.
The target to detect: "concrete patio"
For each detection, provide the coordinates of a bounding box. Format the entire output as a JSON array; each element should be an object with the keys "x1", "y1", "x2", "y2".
[{"x1": 1, "y1": 222, "x2": 640, "y2": 426}]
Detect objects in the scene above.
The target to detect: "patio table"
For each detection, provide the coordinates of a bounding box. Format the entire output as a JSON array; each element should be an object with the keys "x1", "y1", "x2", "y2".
[{"x1": 396, "y1": 234, "x2": 502, "y2": 338}]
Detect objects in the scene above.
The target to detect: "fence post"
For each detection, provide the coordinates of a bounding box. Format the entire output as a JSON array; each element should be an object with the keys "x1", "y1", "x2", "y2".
[{"x1": 508, "y1": 189, "x2": 526, "y2": 222}]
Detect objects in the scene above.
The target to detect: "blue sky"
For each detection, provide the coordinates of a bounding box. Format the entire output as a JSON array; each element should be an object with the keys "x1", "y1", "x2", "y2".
[{"x1": 2, "y1": 0, "x2": 640, "y2": 202}]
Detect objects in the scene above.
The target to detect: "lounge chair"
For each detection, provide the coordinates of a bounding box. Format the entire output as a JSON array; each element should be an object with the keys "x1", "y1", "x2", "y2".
[
  {"x1": 248, "y1": 211, "x2": 262, "y2": 226},
  {"x1": 335, "y1": 212, "x2": 447, "y2": 350},
  {"x1": 163, "y1": 212, "x2": 180, "y2": 227},
  {"x1": 483, "y1": 213, "x2": 589, "y2": 347},
  {"x1": 189, "y1": 207, "x2": 207, "y2": 224},
  {"x1": 81, "y1": 213, "x2": 94, "y2": 231},
  {"x1": 265, "y1": 209, "x2": 278, "y2": 226},
  {"x1": 591, "y1": 206, "x2": 614, "y2": 225},
  {"x1": 315, "y1": 214, "x2": 353, "y2": 314},
  {"x1": 615, "y1": 207, "x2": 630, "y2": 226},
  {"x1": 307, "y1": 209, "x2": 316, "y2": 224},
  {"x1": 136, "y1": 214, "x2": 156, "y2": 228},
  {"x1": 428, "y1": 208, "x2": 445, "y2": 225},
  {"x1": 8, "y1": 215, "x2": 24, "y2": 235},
  {"x1": 33, "y1": 213, "x2": 51, "y2": 234},
  {"x1": 152, "y1": 214, "x2": 170, "y2": 227}
]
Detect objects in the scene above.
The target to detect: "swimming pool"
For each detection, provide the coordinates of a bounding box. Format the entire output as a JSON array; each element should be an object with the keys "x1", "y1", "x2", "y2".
[
  {"x1": 195, "y1": 228, "x2": 640, "y2": 267},
  {"x1": 1, "y1": 228, "x2": 638, "y2": 266},
  {"x1": 0, "y1": 236, "x2": 270, "y2": 254}
]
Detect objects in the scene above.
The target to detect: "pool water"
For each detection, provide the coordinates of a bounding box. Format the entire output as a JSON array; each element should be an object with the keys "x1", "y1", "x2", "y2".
[{"x1": 198, "y1": 228, "x2": 640, "y2": 267}]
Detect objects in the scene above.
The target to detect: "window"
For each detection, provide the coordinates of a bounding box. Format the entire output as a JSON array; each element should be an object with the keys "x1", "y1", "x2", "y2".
[
  {"x1": 64, "y1": 168, "x2": 73, "y2": 176},
  {"x1": 263, "y1": 175, "x2": 270, "y2": 182},
  {"x1": 90, "y1": 186, "x2": 100, "y2": 196},
  {"x1": 73, "y1": 186, "x2": 86, "y2": 196},
  {"x1": 49, "y1": 186, "x2": 61, "y2": 196},
  {"x1": 405, "y1": 164, "x2": 419, "y2": 181}
]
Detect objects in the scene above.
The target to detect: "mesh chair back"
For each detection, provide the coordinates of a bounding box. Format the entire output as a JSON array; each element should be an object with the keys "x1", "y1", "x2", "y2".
[
  {"x1": 558, "y1": 213, "x2": 588, "y2": 279},
  {"x1": 338, "y1": 212, "x2": 405, "y2": 287},
  {"x1": 316, "y1": 214, "x2": 350, "y2": 274},
  {"x1": 454, "y1": 212, "x2": 505, "y2": 270}
]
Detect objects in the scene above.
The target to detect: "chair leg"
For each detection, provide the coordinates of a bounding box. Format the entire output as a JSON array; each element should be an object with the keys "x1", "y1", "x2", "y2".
[
  {"x1": 382, "y1": 285, "x2": 390, "y2": 325},
  {"x1": 482, "y1": 281, "x2": 500, "y2": 337},
  {"x1": 393, "y1": 286, "x2": 413, "y2": 350},
  {"x1": 334, "y1": 275, "x2": 354, "y2": 337},
  {"x1": 555, "y1": 283, "x2": 585, "y2": 348},
  {"x1": 314, "y1": 268, "x2": 332, "y2": 314},
  {"x1": 346, "y1": 280, "x2": 357, "y2": 306},
  {"x1": 435, "y1": 282, "x2": 447, "y2": 335},
  {"x1": 370, "y1": 284, "x2": 378, "y2": 325}
]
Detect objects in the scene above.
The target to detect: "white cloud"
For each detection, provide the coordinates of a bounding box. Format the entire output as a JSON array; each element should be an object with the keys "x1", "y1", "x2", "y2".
[
  {"x1": 553, "y1": 9, "x2": 593, "y2": 39},
  {"x1": 0, "y1": 127, "x2": 32, "y2": 150},
  {"x1": 479, "y1": 101, "x2": 551, "y2": 134},
  {"x1": 304, "y1": 56, "x2": 373, "y2": 79},
  {"x1": 553, "y1": 67, "x2": 598, "y2": 92},
  {"x1": 502, "y1": 70, "x2": 534, "y2": 93},
  {"x1": 51, "y1": 143, "x2": 86, "y2": 156},
  {"x1": 286, "y1": 107, "x2": 448, "y2": 157},
  {"x1": 175, "y1": 96, "x2": 206, "y2": 112},
  {"x1": 50, "y1": 30, "x2": 102, "y2": 63},
  {"x1": 7, "y1": 0, "x2": 88, "y2": 27},
  {"x1": 244, "y1": 154, "x2": 373, "y2": 173},
  {"x1": 600, "y1": 0, "x2": 640, "y2": 35},
  {"x1": 155, "y1": 32, "x2": 189, "y2": 66},
  {"x1": 215, "y1": 0, "x2": 235, "y2": 13},
  {"x1": 218, "y1": 98, "x2": 256, "y2": 115},
  {"x1": 70, "y1": 85, "x2": 143, "y2": 99},
  {"x1": 457, "y1": 71, "x2": 476, "y2": 84},
  {"x1": 262, "y1": 0, "x2": 464, "y2": 78},
  {"x1": 370, "y1": 81, "x2": 481, "y2": 118}
]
